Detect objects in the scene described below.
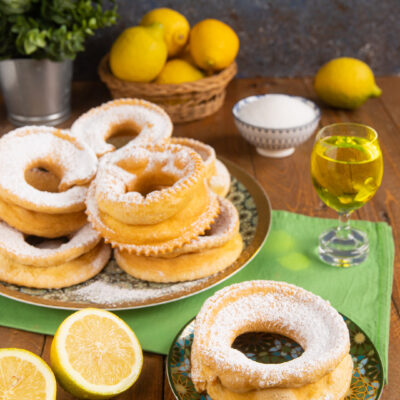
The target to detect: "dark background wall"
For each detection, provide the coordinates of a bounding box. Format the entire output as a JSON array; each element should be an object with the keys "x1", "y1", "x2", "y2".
[{"x1": 74, "y1": 0, "x2": 400, "y2": 80}]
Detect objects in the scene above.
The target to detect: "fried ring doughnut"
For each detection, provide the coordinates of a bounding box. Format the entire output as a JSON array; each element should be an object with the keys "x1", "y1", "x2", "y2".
[
  {"x1": 86, "y1": 182, "x2": 219, "y2": 255},
  {"x1": 114, "y1": 197, "x2": 242, "y2": 282},
  {"x1": 0, "y1": 126, "x2": 97, "y2": 214},
  {"x1": 0, "y1": 222, "x2": 100, "y2": 267},
  {"x1": 71, "y1": 98, "x2": 173, "y2": 157},
  {"x1": 169, "y1": 138, "x2": 231, "y2": 197},
  {"x1": 115, "y1": 233, "x2": 242, "y2": 283},
  {"x1": 166, "y1": 196, "x2": 239, "y2": 256},
  {"x1": 95, "y1": 143, "x2": 207, "y2": 225},
  {"x1": 0, "y1": 196, "x2": 87, "y2": 238},
  {"x1": 191, "y1": 281, "x2": 351, "y2": 394},
  {"x1": 0, "y1": 242, "x2": 111, "y2": 289}
]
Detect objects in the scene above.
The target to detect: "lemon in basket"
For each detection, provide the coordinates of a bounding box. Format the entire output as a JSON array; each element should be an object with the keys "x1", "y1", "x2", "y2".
[
  {"x1": 0, "y1": 348, "x2": 57, "y2": 400},
  {"x1": 50, "y1": 308, "x2": 143, "y2": 399},
  {"x1": 190, "y1": 18, "x2": 239, "y2": 72},
  {"x1": 141, "y1": 8, "x2": 190, "y2": 57},
  {"x1": 314, "y1": 57, "x2": 382, "y2": 109},
  {"x1": 110, "y1": 24, "x2": 167, "y2": 82},
  {"x1": 156, "y1": 59, "x2": 204, "y2": 84}
]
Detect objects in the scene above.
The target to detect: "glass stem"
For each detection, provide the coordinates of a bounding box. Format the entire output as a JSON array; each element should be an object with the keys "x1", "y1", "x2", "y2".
[{"x1": 337, "y1": 212, "x2": 351, "y2": 239}]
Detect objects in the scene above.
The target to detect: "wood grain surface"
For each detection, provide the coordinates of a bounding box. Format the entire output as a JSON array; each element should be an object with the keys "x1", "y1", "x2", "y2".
[{"x1": 0, "y1": 77, "x2": 398, "y2": 399}]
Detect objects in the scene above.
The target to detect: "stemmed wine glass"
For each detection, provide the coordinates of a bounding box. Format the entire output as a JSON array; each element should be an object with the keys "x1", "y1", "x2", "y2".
[{"x1": 311, "y1": 123, "x2": 383, "y2": 267}]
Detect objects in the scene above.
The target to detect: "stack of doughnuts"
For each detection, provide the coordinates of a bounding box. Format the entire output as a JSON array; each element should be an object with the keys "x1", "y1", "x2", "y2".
[
  {"x1": 0, "y1": 126, "x2": 111, "y2": 288},
  {"x1": 70, "y1": 98, "x2": 241, "y2": 283},
  {"x1": 86, "y1": 143, "x2": 220, "y2": 254},
  {"x1": 0, "y1": 98, "x2": 243, "y2": 288},
  {"x1": 85, "y1": 142, "x2": 242, "y2": 283},
  {"x1": 114, "y1": 196, "x2": 242, "y2": 282},
  {"x1": 191, "y1": 280, "x2": 353, "y2": 400}
]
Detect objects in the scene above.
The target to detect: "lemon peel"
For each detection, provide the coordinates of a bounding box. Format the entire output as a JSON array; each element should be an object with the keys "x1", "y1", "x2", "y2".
[
  {"x1": 110, "y1": 24, "x2": 167, "y2": 82},
  {"x1": 314, "y1": 57, "x2": 382, "y2": 109},
  {"x1": 156, "y1": 59, "x2": 204, "y2": 84},
  {"x1": 189, "y1": 18, "x2": 239, "y2": 72},
  {"x1": 141, "y1": 8, "x2": 190, "y2": 57}
]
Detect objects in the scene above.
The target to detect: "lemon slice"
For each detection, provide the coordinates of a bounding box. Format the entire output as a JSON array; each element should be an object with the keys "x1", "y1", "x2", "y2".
[
  {"x1": 0, "y1": 348, "x2": 57, "y2": 400},
  {"x1": 50, "y1": 308, "x2": 143, "y2": 399}
]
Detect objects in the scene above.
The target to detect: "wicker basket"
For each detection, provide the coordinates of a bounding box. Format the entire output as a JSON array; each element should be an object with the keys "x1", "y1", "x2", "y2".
[{"x1": 98, "y1": 53, "x2": 237, "y2": 123}]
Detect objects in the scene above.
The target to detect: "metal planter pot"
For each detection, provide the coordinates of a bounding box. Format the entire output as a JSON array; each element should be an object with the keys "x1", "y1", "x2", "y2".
[{"x1": 0, "y1": 58, "x2": 73, "y2": 126}]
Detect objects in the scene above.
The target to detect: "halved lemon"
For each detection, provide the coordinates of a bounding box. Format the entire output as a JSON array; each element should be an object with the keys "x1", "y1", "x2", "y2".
[
  {"x1": 50, "y1": 308, "x2": 143, "y2": 399},
  {"x1": 0, "y1": 348, "x2": 57, "y2": 400}
]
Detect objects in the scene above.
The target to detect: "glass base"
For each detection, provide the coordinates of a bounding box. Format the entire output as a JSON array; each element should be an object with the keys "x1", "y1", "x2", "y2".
[{"x1": 318, "y1": 227, "x2": 369, "y2": 268}]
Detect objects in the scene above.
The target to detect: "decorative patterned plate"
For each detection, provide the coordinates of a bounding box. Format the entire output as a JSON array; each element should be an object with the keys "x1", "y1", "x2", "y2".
[
  {"x1": 0, "y1": 159, "x2": 271, "y2": 310},
  {"x1": 167, "y1": 315, "x2": 384, "y2": 400}
]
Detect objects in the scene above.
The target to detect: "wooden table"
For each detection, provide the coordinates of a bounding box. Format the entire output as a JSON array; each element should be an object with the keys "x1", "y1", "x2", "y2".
[{"x1": 0, "y1": 77, "x2": 399, "y2": 399}]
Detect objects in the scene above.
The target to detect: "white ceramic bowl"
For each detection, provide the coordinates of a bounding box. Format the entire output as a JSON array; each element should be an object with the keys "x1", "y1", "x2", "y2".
[{"x1": 232, "y1": 94, "x2": 321, "y2": 158}]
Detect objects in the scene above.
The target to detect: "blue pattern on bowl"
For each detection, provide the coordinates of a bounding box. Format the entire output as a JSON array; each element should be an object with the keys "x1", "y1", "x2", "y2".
[{"x1": 232, "y1": 94, "x2": 321, "y2": 156}]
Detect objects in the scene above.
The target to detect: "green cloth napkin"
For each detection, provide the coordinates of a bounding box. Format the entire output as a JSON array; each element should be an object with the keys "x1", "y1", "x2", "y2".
[{"x1": 0, "y1": 211, "x2": 394, "y2": 379}]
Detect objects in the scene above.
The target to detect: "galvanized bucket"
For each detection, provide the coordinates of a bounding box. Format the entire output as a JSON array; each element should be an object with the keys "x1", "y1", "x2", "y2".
[{"x1": 0, "y1": 59, "x2": 73, "y2": 126}]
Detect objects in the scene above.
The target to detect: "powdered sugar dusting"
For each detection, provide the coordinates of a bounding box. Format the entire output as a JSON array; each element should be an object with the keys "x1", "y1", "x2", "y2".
[
  {"x1": 71, "y1": 99, "x2": 173, "y2": 157},
  {"x1": 0, "y1": 126, "x2": 97, "y2": 211},
  {"x1": 95, "y1": 144, "x2": 201, "y2": 206},
  {"x1": 86, "y1": 181, "x2": 220, "y2": 256},
  {"x1": 72, "y1": 277, "x2": 206, "y2": 306},
  {"x1": 192, "y1": 280, "x2": 350, "y2": 391},
  {"x1": 170, "y1": 137, "x2": 216, "y2": 174},
  {"x1": 0, "y1": 222, "x2": 100, "y2": 266}
]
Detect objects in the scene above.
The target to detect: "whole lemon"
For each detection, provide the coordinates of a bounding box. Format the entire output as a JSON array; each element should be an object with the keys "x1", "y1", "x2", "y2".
[
  {"x1": 110, "y1": 24, "x2": 167, "y2": 82},
  {"x1": 189, "y1": 18, "x2": 239, "y2": 72},
  {"x1": 314, "y1": 57, "x2": 382, "y2": 109},
  {"x1": 156, "y1": 59, "x2": 204, "y2": 84},
  {"x1": 141, "y1": 8, "x2": 190, "y2": 58}
]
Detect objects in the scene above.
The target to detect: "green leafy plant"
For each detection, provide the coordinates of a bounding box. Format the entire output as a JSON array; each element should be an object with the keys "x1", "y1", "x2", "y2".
[{"x1": 0, "y1": 0, "x2": 117, "y2": 61}]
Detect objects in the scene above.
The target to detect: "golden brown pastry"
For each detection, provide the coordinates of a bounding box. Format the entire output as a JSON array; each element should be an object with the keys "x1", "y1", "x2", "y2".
[
  {"x1": 114, "y1": 197, "x2": 243, "y2": 282},
  {"x1": 86, "y1": 143, "x2": 220, "y2": 256},
  {"x1": 0, "y1": 126, "x2": 97, "y2": 238},
  {"x1": 191, "y1": 281, "x2": 353, "y2": 400},
  {"x1": 71, "y1": 98, "x2": 173, "y2": 157}
]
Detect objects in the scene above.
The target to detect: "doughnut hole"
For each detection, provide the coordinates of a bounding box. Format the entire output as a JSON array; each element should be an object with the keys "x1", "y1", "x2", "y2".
[
  {"x1": 232, "y1": 332, "x2": 304, "y2": 364},
  {"x1": 127, "y1": 172, "x2": 179, "y2": 196},
  {"x1": 25, "y1": 235, "x2": 69, "y2": 249},
  {"x1": 25, "y1": 165, "x2": 62, "y2": 193},
  {"x1": 106, "y1": 121, "x2": 141, "y2": 149}
]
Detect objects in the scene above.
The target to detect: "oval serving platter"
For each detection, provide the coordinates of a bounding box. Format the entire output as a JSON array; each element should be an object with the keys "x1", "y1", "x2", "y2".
[{"x1": 0, "y1": 158, "x2": 271, "y2": 310}]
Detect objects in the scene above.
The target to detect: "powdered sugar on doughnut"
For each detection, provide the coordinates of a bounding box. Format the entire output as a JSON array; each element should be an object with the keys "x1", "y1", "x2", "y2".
[
  {"x1": 192, "y1": 280, "x2": 350, "y2": 392},
  {"x1": 0, "y1": 221, "x2": 101, "y2": 267},
  {"x1": 93, "y1": 143, "x2": 209, "y2": 227},
  {"x1": 0, "y1": 126, "x2": 97, "y2": 212},
  {"x1": 96, "y1": 144, "x2": 201, "y2": 205},
  {"x1": 170, "y1": 137, "x2": 216, "y2": 175},
  {"x1": 71, "y1": 98, "x2": 173, "y2": 157},
  {"x1": 86, "y1": 181, "x2": 220, "y2": 256}
]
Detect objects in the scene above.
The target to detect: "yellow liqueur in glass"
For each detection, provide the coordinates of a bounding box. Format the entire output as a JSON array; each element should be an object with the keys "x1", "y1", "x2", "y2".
[{"x1": 311, "y1": 123, "x2": 383, "y2": 267}]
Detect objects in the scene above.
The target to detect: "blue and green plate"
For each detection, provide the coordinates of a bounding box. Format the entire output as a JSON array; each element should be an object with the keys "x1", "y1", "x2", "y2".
[{"x1": 167, "y1": 315, "x2": 384, "y2": 400}]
